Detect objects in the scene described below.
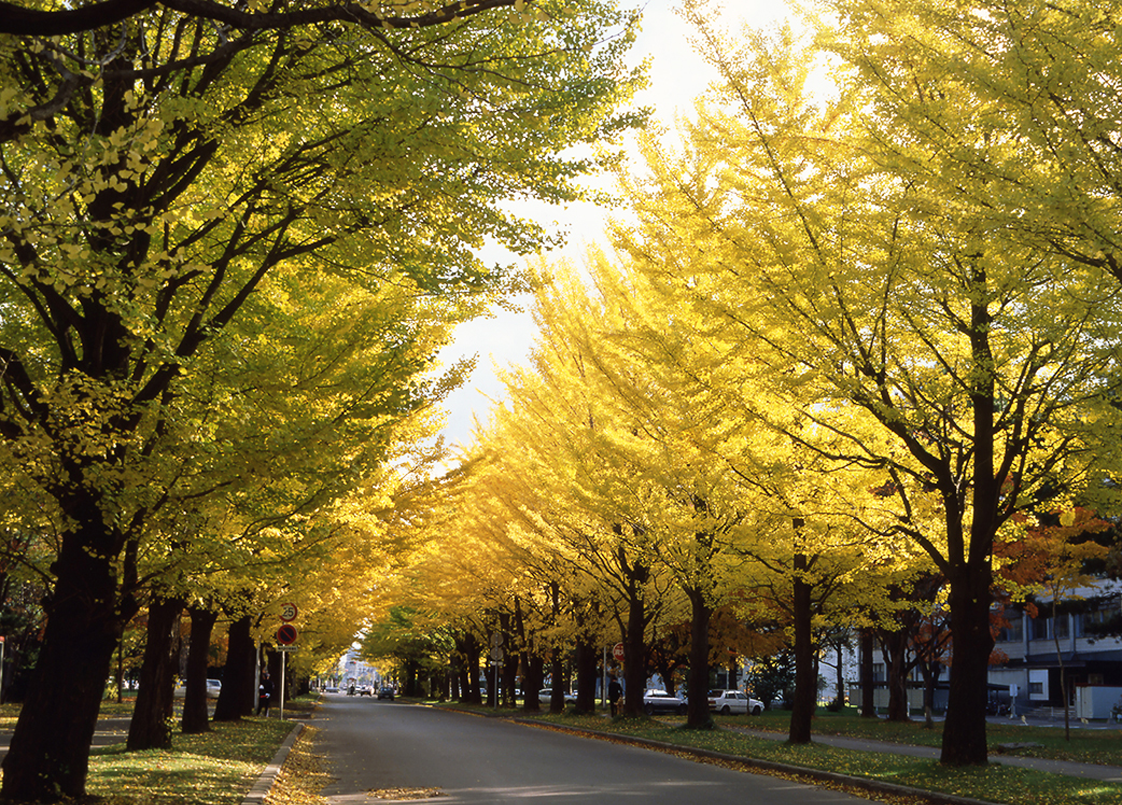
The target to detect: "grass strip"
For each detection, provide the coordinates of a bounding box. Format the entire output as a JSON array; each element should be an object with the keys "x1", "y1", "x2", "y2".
[{"x1": 85, "y1": 718, "x2": 295, "y2": 805}]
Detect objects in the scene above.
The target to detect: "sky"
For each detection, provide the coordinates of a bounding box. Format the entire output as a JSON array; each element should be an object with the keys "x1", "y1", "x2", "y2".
[{"x1": 437, "y1": 0, "x2": 786, "y2": 452}]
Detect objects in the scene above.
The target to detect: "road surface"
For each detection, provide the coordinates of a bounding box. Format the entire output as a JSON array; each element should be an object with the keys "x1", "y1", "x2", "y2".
[{"x1": 314, "y1": 695, "x2": 879, "y2": 804}]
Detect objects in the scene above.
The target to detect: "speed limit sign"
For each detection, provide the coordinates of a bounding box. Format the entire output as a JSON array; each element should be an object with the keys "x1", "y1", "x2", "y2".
[{"x1": 280, "y1": 603, "x2": 298, "y2": 622}]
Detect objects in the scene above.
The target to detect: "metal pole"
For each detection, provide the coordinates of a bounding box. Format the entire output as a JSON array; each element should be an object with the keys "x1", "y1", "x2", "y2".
[
  {"x1": 602, "y1": 645, "x2": 607, "y2": 711},
  {"x1": 280, "y1": 650, "x2": 287, "y2": 721}
]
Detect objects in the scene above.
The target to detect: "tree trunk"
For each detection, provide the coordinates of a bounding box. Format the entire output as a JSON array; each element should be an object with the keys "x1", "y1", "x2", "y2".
[
  {"x1": 574, "y1": 635, "x2": 598, "y2": 714},
  {"x1": 685, "y1": 586, "x2": 713, "y2": 729},
  {"x1": 181, "y1": 605, "x2": 218, "y2": 734},
  {"x1": 860, "y1": 630, "x2": 876, "y2": 717},
  {"x1": 522, "y1": 653, "x2": 544, "y2": 713},
  {"x1": 0, "y1": 527, "x2": 129, "y2": 801},
  {"x1": 623, "y1": 587, "x2": 647, "y2": 717},
  {"x1": 549, "y1": 648, "x2": 565, "y2": 713},
  {"x1": 461, "y1": 633, "x2": 482, "y2": 704},
  {"x1": 213, "y1": 615, "x2": 255, "y2": 721},
  {"x1": 789, "y1": 550, "x2": 814, "y2": 744},
  {"x1": 940, "y1": 564, "x2": 994, "y2": 765},
  {"x1": 128, "y1": 596, "x2": 184, "y2": 750},
  {"x1": 881, "y1": 627, "x2": 910, "y2": 722}
]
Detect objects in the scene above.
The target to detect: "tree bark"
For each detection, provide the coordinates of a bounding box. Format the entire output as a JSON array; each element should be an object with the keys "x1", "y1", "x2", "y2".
[
  {"x1": 0, "y1": 527, "x2": 130, "y2": 801},
  {"x1": 789, "y1": 549, "x2": 814, "y2": 744},
  {"x1": 881, "y1": 626, "x2": 911, "y2": 722},
  {"x1": 685, "y1": 586, "x2": 713, "y2": 729},
  {"x1": 548, "y1": 648, "x2": 565, "y2": 714},
  {"x1": 574, "y1": 635, "x2": 598, "y2": 714},
  {"x1": 940, "y1": 564, "x2": 994, "y2": 765},
  {"x1": 181, "y1": 605, "x2": 218, "y2": 734},
  {"x1": 860, "y1": 629, "x2": 876, "y2": 717},
  {"x1": 213, "y1": 615, "x2": 255, "y2": 721},
  {"x1": 128, "y1": 596, "x2": 184, "y2": 750},
  {"x1": 622, "y1": 584, "x2": 647, "y2": 717}
]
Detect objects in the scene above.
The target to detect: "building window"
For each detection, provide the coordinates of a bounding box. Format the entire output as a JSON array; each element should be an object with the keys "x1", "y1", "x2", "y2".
[
  {"x1": 999, "y1": 614, "x2": 1023, "y2": 643},
  {"x1": 1053, "y1": 615, "x2": 1069, "y2": 639},
  {"x1": 1029, "y1": 681, "x2": 1044, "y2": 695},
  {"x1": 1031, "y1": 617, "x2": 1049, "y2": 640}
]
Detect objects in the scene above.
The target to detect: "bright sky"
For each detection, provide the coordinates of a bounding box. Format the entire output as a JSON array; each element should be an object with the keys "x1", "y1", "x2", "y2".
[{"x1": 438, "y1": 0, "x2": 787, "y2": 451}]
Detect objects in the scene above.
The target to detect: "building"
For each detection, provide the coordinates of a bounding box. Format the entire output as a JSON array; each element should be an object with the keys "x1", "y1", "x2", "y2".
[{"x1": 990, "y1": 579, "x2": 1122, "y2": 713}]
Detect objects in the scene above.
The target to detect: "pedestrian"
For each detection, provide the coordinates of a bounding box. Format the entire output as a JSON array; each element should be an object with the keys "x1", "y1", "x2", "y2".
[
  {"x1": 608, "y1": 674, "x2": 622, "y2": 717},
  {"x1": 258, "y1": 672, "x2": 274, "y2": 716}
]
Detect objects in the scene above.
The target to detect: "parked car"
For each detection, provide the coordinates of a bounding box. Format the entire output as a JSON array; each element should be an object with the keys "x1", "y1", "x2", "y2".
[
  {"x1": 325, "y1": 686, "x2": 339, "y2": 693},
  {"x1": 358, "y1": 685, "x2": 373, "y2": 696},
  {"x1": 707, "y1": 689, "x2": 763, "y2": 715},
  {"x1": 539, "y1": 688, "x2": 578, "y2": 705},
  {"x1": 377, "y1": 687, "x2": 395, "y2": 700},
  {"x1": 206, "y1": 679, "x2": 222, "y2": 698},
  {"x1": 642, "y1": 689, "x2": 687, "y2": 716}
]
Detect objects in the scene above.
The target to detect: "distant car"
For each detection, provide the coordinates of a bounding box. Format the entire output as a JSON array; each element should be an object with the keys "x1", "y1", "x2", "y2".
[
  {"x1": 325, "y1": 686, "x2": 339, "y2": 693},
  {"x1": 358, "y1": 685, "x2": 373, "y2": 696},
  {"x1": 642, "y1": 689, "x2": 687, "y2": 716},
  {"x1": 707, "y1": 689, "x2": 763, "y2": 715},
  {"x1": 206, "y1": 679, "x2": 222, "y2": 697},
  {"x1": 377, "y1": 687, "x2": 395, "y2": 700},
  {"x1": 539, "y1": 688, "x2": 578, "y2": 705}
]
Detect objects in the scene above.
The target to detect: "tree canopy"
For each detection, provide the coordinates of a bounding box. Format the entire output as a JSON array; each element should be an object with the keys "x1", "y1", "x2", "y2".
[{"x1": 0, "y1": 0, "x2": 642, "y2": 798}]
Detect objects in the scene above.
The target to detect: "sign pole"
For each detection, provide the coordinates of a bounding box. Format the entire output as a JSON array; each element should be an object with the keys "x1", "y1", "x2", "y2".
[
  {"x1": 280, "y1": 650, "x2": 286, "y2": 721},
  {"x1": 602, "y1": 645, "x2": 607, "y2": 711}
]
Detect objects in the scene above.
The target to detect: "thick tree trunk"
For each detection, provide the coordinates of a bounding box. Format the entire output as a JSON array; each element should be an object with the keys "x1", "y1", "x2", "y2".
[
  {"x1": 881, "y1": 627, "x2": 910, "y2": 722},
  {"x1": 685, "y1": 586, "x2": 713, "y2": 729},
  {"x1": 181, "y1": 606, "x2": 218, "y2": 734},
  {"x1": 623, "y1": 589, "x2": 647, "y2": 717},
  {"x1": 213, "y1": 615, "x2": 255, "y2": 721},
  {"x1": 940, "y1": 564, "x2": 994, "y2": 765},
  {"x1": 548, "y1": 648, "x2": 565, "y2": 713},
  {"x1": 574, "y1": 636, "x2": 598, "y2": 714},
  {"x1": 860, "y1": 630, "x2": 876, "y2": 717},
  {"x1": 789, "y1": 551, "x2": 814, "y2": 745},
  {"x1": 128, "y1": 596, "x2": 184, "y2": 750},
  {"x1": 460, "y1": 633, "x2": 482, "y2": 704},
  {"x1": 522, "y1": 653, "x2": 544, "y2": 713},
  {"x1": 0, "y1": 529, "x2": 128, "y2": 801}
]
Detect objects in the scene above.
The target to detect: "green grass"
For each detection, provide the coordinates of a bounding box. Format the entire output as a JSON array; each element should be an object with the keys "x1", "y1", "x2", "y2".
[
  {"x1": 85, "y1": 718, "x2": 295, "y2": 804},
  {"x1": 0, "y1": 696, "x2": 316, "y2": 804},
  {"x1": 434, "y1": 702, "x2": 1122, "y2": 805}
]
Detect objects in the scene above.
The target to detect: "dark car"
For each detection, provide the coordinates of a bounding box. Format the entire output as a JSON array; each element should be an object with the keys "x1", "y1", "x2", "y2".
[
  {"x1": 642, "y1": 688, "x2": 686, "y2": 715},
  {"x1": 377, "y1": 687, "x2": 395, "y2": 700}
]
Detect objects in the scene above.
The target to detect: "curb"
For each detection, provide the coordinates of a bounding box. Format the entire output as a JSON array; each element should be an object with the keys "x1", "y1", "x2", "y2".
[{"x1": 240, "y1": 720, "x2": 305, "y2": 805}]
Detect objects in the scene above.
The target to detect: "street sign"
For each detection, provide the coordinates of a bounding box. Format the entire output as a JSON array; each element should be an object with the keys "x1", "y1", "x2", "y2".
[
  {"x1": 490, "y1": 646, "x2": 504, "y2": 662},
  {"x1": 280, "y1": 603, "x2": 298, "y2": 622},
  {"x1": 276, "y1": 624, "x2": 298, "y2": 645},
  {"x1": 276, "y1": 645, "x2": 298, "y2": 652},
  {"x1": 612, "y1": 642, "x2": 625, "y2": 662}
]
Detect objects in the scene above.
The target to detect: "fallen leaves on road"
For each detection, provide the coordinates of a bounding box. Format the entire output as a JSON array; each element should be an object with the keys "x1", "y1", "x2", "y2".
[
  {"x1": 266, "y1": 727, "x2": 330, "y2": 805},
  {"x1": 367, "y1": 787, "x2": 446, "y2": 800}
]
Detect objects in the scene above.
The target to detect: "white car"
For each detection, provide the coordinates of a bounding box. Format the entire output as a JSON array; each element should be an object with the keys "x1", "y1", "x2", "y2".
[{"x1": 707, "y1": 689, "x2": 763, "y2": 715}]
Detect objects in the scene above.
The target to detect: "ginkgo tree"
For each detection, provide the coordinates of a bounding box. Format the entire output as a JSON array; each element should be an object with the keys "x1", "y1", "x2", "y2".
[
  {"x1": 645, "y1": 1, "x2": 1122, "y2": 766},
  {"x1": 0, "y1": 1, "x2": 641, "y2": 798}
]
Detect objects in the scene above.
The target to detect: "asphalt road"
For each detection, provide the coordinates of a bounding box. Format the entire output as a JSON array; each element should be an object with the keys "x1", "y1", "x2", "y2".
[{"x1": 315, "y1": 694, "x2": 879, "y2": 804}]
